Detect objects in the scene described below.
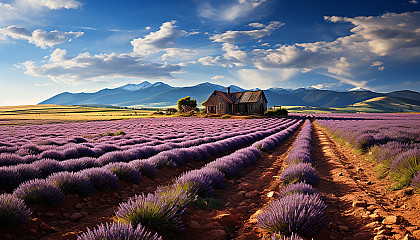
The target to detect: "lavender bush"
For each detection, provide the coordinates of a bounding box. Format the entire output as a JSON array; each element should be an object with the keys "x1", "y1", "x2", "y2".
[
  {"x1": 78, "y1": 168, "x2": 119, "y2": 190},
  {"x1": 411, "y1": 171, "x2": 420, "y2": 192},
  {"x1": 77, "y1": 222, "x2": 162, "y2": 240},
  {"x1": 129, "y1": 160, "x2": 157, "y2": 178},
  {"x1": 0, "y1": 193, "x2": 32, "y2": 226},
  {"x1": 0, "y1": 167, "x2": 23, "y2": 193},
  {"x1": 258, "y1": 193, "x2": 327, "y2": 236},
  {"x1": 13, "y1": 179, "x2": 65, "y2": 205},
  {"x1": 389, "y1": 148, "x2": 420, "y2": 189},
  {"x1": 280, "y1": 163, "x2": 319, "y2": 186},
  {"x1": 47, "y1": 171, "x2": 95, "y2": 197},
  {"x1": 279, "y1": 182, "x2": 318, "y2": 197},
  {"x1": 104, "y1": 163, "x2": 142, "y2": 184},
  {"x1": 116, "y1": 183, "x2": 195, "y2": 232}
]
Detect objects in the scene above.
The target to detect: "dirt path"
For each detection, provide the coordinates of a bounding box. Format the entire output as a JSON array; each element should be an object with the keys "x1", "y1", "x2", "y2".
[{"x1": 312, "y1": 123, "x2": 420, "y2": 240}]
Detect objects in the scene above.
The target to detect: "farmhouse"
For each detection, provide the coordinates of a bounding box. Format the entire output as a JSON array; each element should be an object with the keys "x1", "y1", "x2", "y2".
[{"x1": 205, "y1": 88, "x2": 268, "y2": 115}]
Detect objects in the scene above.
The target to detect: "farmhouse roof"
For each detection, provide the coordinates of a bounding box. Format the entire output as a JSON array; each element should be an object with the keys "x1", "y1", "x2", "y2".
[{"x1": 213, "y1": 90, "x2": 267, "y2": 104}]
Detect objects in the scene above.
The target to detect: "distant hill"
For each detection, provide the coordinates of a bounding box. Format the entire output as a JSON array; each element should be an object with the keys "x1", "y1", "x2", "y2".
[{"x1": 39, "y1": 81, "x2": 420, "y2": 112}]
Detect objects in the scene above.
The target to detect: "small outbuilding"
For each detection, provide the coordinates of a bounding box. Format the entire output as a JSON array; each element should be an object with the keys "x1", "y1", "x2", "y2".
[{"x1": 205, "y1": 87, "x2": 268, "y2": 115}]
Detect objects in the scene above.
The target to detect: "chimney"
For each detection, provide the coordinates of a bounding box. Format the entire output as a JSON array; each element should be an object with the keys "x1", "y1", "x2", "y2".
[{"x1": 227, "y1": 87, "x2": 231, "y2": 94}]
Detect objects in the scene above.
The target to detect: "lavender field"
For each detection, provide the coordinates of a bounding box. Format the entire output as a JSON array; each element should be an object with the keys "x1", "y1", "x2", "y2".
[
  {"x1": 1, "y1": 114, "x2": 420, "y2": 239},
  {"x1": 0, "y1": 117, "x2": 321, "y2": 239}
]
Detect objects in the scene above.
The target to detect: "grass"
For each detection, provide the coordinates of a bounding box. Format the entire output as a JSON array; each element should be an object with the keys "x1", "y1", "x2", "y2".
[{"x1": 0, "y1": 105, "x2": 161, "y2": 125}]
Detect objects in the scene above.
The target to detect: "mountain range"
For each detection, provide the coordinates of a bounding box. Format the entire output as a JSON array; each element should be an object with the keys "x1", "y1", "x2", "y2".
[{"x1": 39, "y1": 81, "x2": 420, "y2": 112}]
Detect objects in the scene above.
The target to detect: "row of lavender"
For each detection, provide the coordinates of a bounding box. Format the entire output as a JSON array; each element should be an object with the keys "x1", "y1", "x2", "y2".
[
  {"x1": 0, "y1": 118, "x2": 300, "y2": 229},
  {"x1": 0, "y1": 118, "x2": 288, "y2": 165},
  {"x1": 315, "y1": 114, "x2": 420, "y2": 190},
  {"x1": 0, "y1": 118, "x2": 298, "y2": 194},
  {"x1": 76, "y1": 119, "x2": 304, "y2": 239},
  {"x1": 258, "y1": 120, "x2": 327, "y2": 239}
]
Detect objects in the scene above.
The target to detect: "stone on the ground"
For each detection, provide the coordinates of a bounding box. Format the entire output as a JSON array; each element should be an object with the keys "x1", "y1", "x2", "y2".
[
  {"x1": 70, "y1": 213, "x2": 82, "y2": 222},
  {"x1": 382, "y1": 215, "x2": 404, "y2": 225},
  {"x1": 205, "y1": 229, "x2": 226, "y2": 239},
  {"x1": 189, "y1": 221, "x2": 201, "y2": 229},
  {"x1": 352, "y1": 200, "x2": 367, "y2": 207},
  {"x1": 354, "y1": 232, "x2": 371, "y2": 240}
]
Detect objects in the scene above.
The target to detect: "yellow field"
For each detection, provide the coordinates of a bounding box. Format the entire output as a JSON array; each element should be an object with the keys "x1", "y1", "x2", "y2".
[{"x1": 0, "y1": 105, "x2": 163, "y2": 125}]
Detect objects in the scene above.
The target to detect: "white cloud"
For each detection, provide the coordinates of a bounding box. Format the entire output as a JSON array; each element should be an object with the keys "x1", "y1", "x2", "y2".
[
  {"x1": 327, "y1": 57, "x2": 352, "y2": 76},
  {"x1": 210, "y1": 21, "x2": 283, "y2": 43},
  {"x1": 324, "y1": 12, "x2": 420, "y2": 57},
  {"x1": 18, "y1": 48, "x2": 181, "y2": 83},
  {"x1": 309, "y1": 83, "x2": 343, "y2": 90},
  {"x1": 198, "y1": 0, "x2": 268, "y2": 22},
  {"x1": 131, "y1": 21, "x2": 186, "y2": 56},
  {"x1": 211, "y1": 75, "x2": 224, "y2": 80},
  {"x1": 371, "y1": 61, "x2": 383, "y2": 67},
  {"x1": 0, "y1": 0, "x2": 81, "y2": 25},
  {"x1": 161, "y1": 48, "x2": 197, "y2": 61},
  {"x1": 197, "y1": 56, "x2": 230, "y2": 67},
  {"x1": 0, "y1": 25, "x2": 83, "y2": 48},
  {"x1": 222, "y1": 43, "x2": 247, "y2": 66},
  {"x1": 16, "y1": 0, "x2": 81, "y2": 10},
  {"x1": 248, "y1": 22, "x2": 265, "y2": 28},
  {"x1": 235, "y1": 68, "x2": 299, "y2": 89}
]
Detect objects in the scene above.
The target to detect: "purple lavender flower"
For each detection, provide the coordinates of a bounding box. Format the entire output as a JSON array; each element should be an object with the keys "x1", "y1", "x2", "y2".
[
  {"x1": 411, "y1": 171, "x2": 420, "y2": 192},
  {"x1": 0, "y1": 167, "x2": 23, "y2": 193},
  {"x1": 116, "y1": 183, "x2": 195, "y2": 232},
  {"x1": 279, "y1": 182, "x2": 318, "y2": 197},
  {"x1": 280, "y1": 163, "x2": 319, "y2": 186},
  {"x1": 11, "y1": 164, "x2": 42, "y2": 182},
  {"x1": 97, "y1": 151, "x2": 131, "y2": 165},
  {"x1": 77, "y1": 222, "x2": 162, "y2": 240},
  {"x1": 0, "y1": 193, "x2": 32, "y2": 226},
  {"x1": 271, "y1": 232, "x2": 304, "y2": 240},
  {"x1": 39, "y1": 149, "x2": 65, "y2": 160},
  {"x1": 30, "y1": 158, "x2": 64, "y2": 177},
  {"x1": 47, "y1": 171, "x2": 95, "y2": 197},
  {"x1": 129, "y1": 160, "x2": 157, "y2": 178},
  {"x1": 13, "y1": 179, "x2": 65, "y2": 205},
  {"x1": 258, "y1": 193, "x2": 327, "y2": 236},
  {"x1": 78, "y1": 168, "x2": 119, "y2": 190},
  {"x1": 103, "y1": 163, "x2": 142, "y2": 184},
  {"x1": 0, "y1": 153, "x2": 25, "y2": 167}
]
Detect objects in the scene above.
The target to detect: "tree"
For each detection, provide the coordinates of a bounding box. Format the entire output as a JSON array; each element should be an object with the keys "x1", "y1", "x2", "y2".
[
  {"x1": 177, "y1": 96, "x2": 197, "y2": 112},
  {"x1": 202, "y1": 100, "x2": 207, "y2": 107}
]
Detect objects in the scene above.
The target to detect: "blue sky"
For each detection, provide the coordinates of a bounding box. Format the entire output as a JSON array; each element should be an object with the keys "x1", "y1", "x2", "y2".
[{"x1": 0, "y1": 0, "x2": 419, "y2": 106}]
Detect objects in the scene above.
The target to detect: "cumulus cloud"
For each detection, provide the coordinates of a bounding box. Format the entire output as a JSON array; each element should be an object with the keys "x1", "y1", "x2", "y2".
[
  {"x1": 222, "y1": 43, "x2": 247, "y2": 66},
  {"x1": 161, "y1": 48, "x2": 197, "y2": 61},
  {"x1": 197, "y1": 56, "x2": 230, "y2": 68},
  {"x1": 324, "y1": 11, "x2": 420, "y2": 57},
  {"x1": 211, "y1": 21, "x2": 283, "y2": 43},
  {"x1": 131, "y1": 20, "x2": 186, "y2": 55},
  {"x1": 0, "y1": 25, "x2": 83, "y2": 48},
  {"x1": 234, "y1": 68, "x2": 299, "y2": 89},
  {"x1": 198, "y1": 0, "x2": 268, "y2": 22},
  {"x1": 19, "y1": 48, "x2": 181, "y2": 83}
]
